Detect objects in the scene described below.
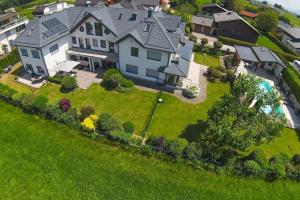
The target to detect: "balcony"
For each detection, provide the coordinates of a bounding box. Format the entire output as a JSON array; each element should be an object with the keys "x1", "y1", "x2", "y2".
[{"x1": 0, "y1": 18, "x2": 28, "y2": 34}]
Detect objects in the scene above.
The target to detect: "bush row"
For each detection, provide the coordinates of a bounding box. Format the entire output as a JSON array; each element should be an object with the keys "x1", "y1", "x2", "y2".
[
  {"x1": 0, "y1": 48, "x2": 20, "y2": 73},
  {"x1": 282, "y1": 67, "x2": 300, "y2": 104},
  {"x1": 1, "y1": 83, "x2": 300, "y2": 182}
]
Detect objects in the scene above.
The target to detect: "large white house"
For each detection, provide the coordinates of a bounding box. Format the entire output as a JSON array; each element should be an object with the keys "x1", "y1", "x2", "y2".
[
  {"x1": 11, "y1": 6, "x2": 193, "y2": 85},
  {"x1": 0, "y1": 9, "x2": 28, "y2": 55}
]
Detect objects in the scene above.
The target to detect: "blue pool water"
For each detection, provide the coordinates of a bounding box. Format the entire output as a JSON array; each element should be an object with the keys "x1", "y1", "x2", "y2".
[{"x1": 258, "y1": 81, "x2": 284, "y2": 115}]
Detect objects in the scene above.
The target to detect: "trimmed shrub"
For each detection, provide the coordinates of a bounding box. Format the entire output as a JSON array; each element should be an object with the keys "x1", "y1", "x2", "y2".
[
  {"x1": 292, "y1": 154, "x2": 300, "y2": 165},
  {"x1": 103, "y1": 68, "x2": 120, "y2": 81},
  {"x1": 283, "y1": 67, "x2": 300, "y2": 103},
  {"x1": 109, "y1": 130, "x2": 132, "y2": 144},
  {"x1": 80, "y1": 106, "x2": 95, "y2": 120},
  {"x1": 32, "y1": 95, "x2": 49, "y2": 113},
  {"x1": 218, "y1": 36, "x2": 255, "y2": 47},
  {"x1": 81, "y1": 114, "x2": 98, "y2": 132},
  {"x1": 140, "y1": 144, "x2": 153, "y2": 156},
  {"x1": 121, "y1": 78, "x2": 134, "y2": 88},
  {"x1": 48, "y1": 75, "x2": 63, "y2": 84},
  {"x1": 184, "y1": 142, "x2": 202, "y2": 162},
  {"x1": 269, "y1": 153, "x2": 289, "y2": 166},
  {"x1": 59, "y1": 98, "x2": 71, "y2": 112},
  {"x1": 61, "y1": 76, "x2": 77, "y2": 91},
  {"x1": 266, "y1": 162, "x2": 286, "y2": 181},
  {"x1": 286, "y1": 164, "x2": 300, "y2": 181},
  {"x1": 106, "y1": 73, "x2": 123, "y2": 89},
  {"x1": 242, "y1": 160, "x2": 262, "y2": 176},
  {"x1": 247, "y1": 149, "x2": 268, "y2": 168},
  {"x1": 11, "y1": 92, "x2": 24, "y2": 105},
  {"x1": 163, "y1": 138, "x2": 188, "y2": 159},
  {"x1": 122, "y1": 121, "x2": 135, "y2": 134},
  {"x1": 96, "y1": 113, "x2": 121, "y2": 132},
  {"x1": 20, "y1": 94, "x2": 36, "y2": 113},
  {"x1": 226, "y1": 69, "x2": 235, "y2": 82},
  {"x1": 0, "y1": 83, "x2": 17, "y2": 100}
]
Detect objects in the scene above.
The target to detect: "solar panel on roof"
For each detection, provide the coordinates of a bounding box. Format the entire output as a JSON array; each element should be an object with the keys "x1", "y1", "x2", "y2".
[{"x1": 42, "y1": 18, "x2": 68, "y2": 38}]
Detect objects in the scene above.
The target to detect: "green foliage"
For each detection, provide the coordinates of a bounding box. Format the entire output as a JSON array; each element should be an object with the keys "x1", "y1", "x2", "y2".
[
  {"x1": 247, "y1": 149, "x2": 268, "y2": 168},
  {"x1": 218, "y1": 36, "x2": 255, "y2": 47},
  {"x1": 32, "y1": 95, "x2": 48, "y2": 112},
  {"x1": 103, "y1": 68, "x2": 120, "y2": 81},
  {"x1": 96, "y1": 113, "x2": 121, "y2": 132},
  {"x1": 109, "y1": 130, "x2": 132, "y2": 144},
  {"x1": 0, "y1": 83, "x2": 17, "y2": 100},
  {"x1": 61, "y1": 76, "x2": 77, "y2": 91},
  {"x1": 242, "y1": 160, "x2": 262, "y2": 176},
  {"x1": 120, "y1": 78, "x2": 134, "y2": 88},
  {"x1": 102, "y1": 69, "x2": 134, "y2": 90},
  {"x1": 80, "y1": 106, "x2": 95, "y2": 120},
  {"x1": 140, "y1": 144, "x2": 153, "y2": 156},
  {"x1": 266, "y1": 162, "x2": 286, "y2": 181},
  {"x1": 265, "y1": 33, "x2": 296, "y2": 55},
  {"x1": 122, "y1": 121, "x2": 135, "y2": 134},
  {"x1": 0, "y1": 48, "x2": 20, "y2": 73},
  {"x1": 286, "y1": 164, "x2": 300, "y2": 181},
  {"x1": 282, "y1": 67, "x2": 300, "y2": 103},
  {"x1": 163, "y1": 138, "x2": 188, "y2": 159},
  {"x1": 223, "y1": 0, "x2": 243, "y2": 12},
  {"x1": 20, "y1": 93, "x2": 36, "y2": 113},
  {"x1": 183, "y1": 85, "x2": 199, "y2": 98},
  {"x1": 184, "y1": 142, "x2": 202, "y2": 162},
  {"x1": 48, "y1": 75, "x2": 63, "y2": 84},
  {"x1": 11, "y1": 92, "x2": 24, "y2": 105},
  {"x1": 205, "y1": 74, "x2": 286, "y2": 151},
  {"x1": 292, "y1": 154, "x2": 300, "y2": 165},
  {"x1": 256, "y1": 10, "x2": 279, "y2": 32}
]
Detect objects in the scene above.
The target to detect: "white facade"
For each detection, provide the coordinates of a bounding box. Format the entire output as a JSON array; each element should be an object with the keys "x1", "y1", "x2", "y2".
[
  {"x1": 34, "y1": 2, "x2": 70, "y2": 18},
  {"x1": 118, "y1": 36, "x2": 170, "y2": 83},
  {"x1": 0, "y1": 18, "x2": 28, "y2": 54}
]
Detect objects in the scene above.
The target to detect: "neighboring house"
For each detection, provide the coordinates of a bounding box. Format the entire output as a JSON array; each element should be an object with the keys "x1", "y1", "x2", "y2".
[
  {"x1": 33, "y1": 1, "x2": 71, "y2": 18},
  {"x1": 280, "y1": 26, "x2": 300, "y2": 55},
  {"x1": 235, "y1": 45, "x2": 286, "y2": 77},
  {"x1": 0, "y1": 9, "x2": 28, "y2": 55},
  {"x1": 201, "y1": 3, "x2": 227, "y2": 16},
  {"x1": 113, "y1": 0, "x2": 162, "y2": 11},
  {"x1": 74, "y1": 0, "x2": 106, "y2": 7},
  {"x1": 192, "y1": 10, "x2": 260, "y2": 43},
  {"x1": 239, "y1": 10, "x2": 258, "y2": 19},
  {"x1": 11, "y1": 7, "x2": 193, "y2": 86}
]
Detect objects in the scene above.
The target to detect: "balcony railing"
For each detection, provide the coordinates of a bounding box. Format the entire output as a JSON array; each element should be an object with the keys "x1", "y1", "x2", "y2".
[{"x1": 0, "y1": 18, "x2": 28, "y2": 32}]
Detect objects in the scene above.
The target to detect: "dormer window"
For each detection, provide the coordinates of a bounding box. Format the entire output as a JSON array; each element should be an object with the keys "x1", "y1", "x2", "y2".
[
  {"x1": 144, "y1": 23, "x2": 152, "y2": 32},
  {"x1": 85, "y1": 22, "x2": 93, "y2": 35},
  {"x1": 129, "y1": 14, "x2": 137, "y2": 21}
]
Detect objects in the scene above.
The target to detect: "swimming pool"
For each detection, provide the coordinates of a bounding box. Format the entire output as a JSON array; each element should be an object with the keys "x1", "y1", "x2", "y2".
[{"x1": 258, "y1": 81, "x2": 284, "y2": 115}]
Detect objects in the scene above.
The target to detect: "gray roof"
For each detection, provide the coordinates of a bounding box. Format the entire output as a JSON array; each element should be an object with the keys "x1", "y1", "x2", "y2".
[
  {"x1": 164, "y1": 58, "x2": 190, "y2": 77},
  {"x1": 213, "y1": 11, "x2": 259, "y2": 34},
  {"x1": 192, "y1": 15, "x2": 214, "y2": 27},
  {"x1": 280, "y1": 26, "x2": 300, "y2": 39},
  {"x1": 235, "y1": 45, "x2": 258, "y2": 62},
  {"x1": 179, "y1": 40, "x2": 193, "y2": 61},
  {"x1": 118, "y1": 0, "x2": 160, "y2": 10},
  {"x1": 287, "y1": 40, "x2": 300, "y2": 49},
  {"x1": 235, "y1": 45, "x2": 286, "y2": 67},
  {"x1": 12, "y1": 7, "x2": 185, "y2": 53}
]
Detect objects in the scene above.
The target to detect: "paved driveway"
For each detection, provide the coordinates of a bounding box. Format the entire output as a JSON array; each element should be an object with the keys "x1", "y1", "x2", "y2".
[{"x1": 73, "y1": 69, "x2": 102, "y2": 89}]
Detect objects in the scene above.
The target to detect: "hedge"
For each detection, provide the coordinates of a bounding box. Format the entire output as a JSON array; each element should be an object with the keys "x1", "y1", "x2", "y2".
[
  {"x1": 217, "y1": 36, "x2": 256, "y2": 47},
  {"x1": 283, "y1": 67, "x2": 300, "y2": 103},
  {"x1": 48, "y1": 75, "x2": 63, "y2": 84},
  {"x1": 265, "y1": 33, "x2": 297, "y2": 55},
  {"x1": 0, "y1": 48, "x2": 20, "y2": 73}
]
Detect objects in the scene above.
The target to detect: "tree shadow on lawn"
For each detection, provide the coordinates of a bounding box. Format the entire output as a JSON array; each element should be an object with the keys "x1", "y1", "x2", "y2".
[{"x1": 180, "y1": 120, "x2": 208, "y2": 142}]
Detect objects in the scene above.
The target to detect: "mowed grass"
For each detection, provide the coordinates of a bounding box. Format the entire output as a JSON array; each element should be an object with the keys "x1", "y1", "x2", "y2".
[
  {"x1": 148, "y1": 82, "x2": 230, "y2": 140},
  {"x1": 257, "y1": 36, "x2": 283, "y2": 52},
  {"x1": 194, "y1": 52, "x2": 221, "y2": 68},
  {"x1": 36, "y1": 83, "x2": 157, "y2": 135},
  {"x1": 0, "y1": 100, "x2": 300, "y2": 200}
]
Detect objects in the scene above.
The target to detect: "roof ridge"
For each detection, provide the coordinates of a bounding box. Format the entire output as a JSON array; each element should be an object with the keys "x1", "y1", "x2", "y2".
[{"x1": 153, "y1": 15, "x2": 177, "y2": 52}]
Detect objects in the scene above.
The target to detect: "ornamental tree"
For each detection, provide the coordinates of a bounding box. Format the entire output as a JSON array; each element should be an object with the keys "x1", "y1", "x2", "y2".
[
  {"x1": 256, "y1": 10, "x2": 279, "y2": 32},
  {"x1": 203, "y1": 74, "x2": 286, "y2": 151}
]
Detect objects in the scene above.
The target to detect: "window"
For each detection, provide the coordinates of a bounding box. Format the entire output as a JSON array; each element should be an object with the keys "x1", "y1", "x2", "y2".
[
  {"x1": 72, "y1": 37, "x2": 77, "y2": 44},
  {"x1": 92, "y1": 39, "x2": 98, "y2": 47},
  {"x1": 36, "y1": 66, "x2": 45, "y2": 74},
  {"x1": 109, "y1": 42, "x2": 114, "y2": 53},
  {"x1": 49, "y1": 44, "x2": 59, "y2": 54},
  {"x1": 129, "y1": 14, "x2": 137, "y2": 21},
  {"x1": 25, "y1": 64, "x2": 33, "y2": 71},
  {"x1": 31, "y1": 50, "x2": 40, "y2": 59},
  {"x1": 146, "y1": 69, "x2": 159, "y2": 78},
  {"x1": 131, "y1": 47, "x2": 139, "y2": 57},
  {"x1": 86, "y1": 22, "x2": 93, "y2": 35},
  {"x1": 5, "y1": 30, "x2": 11, "y2": 37},
  {"x1": 94, "y1": 23, "x2": 103, "y2": 36},
  {"x1": 126, "y1": 64, "x2": 138, "y2": 74},
  {"x1": 118, "y1": 13, "x2": 123, "y2": 20},
  {"x1": 147, "y1": 50, "x2": 161, "y2": 61},
  {"x1": 21, "y1": 48, "x2": 28, "y2": 57},
  {"x1": 100, "y1": 40, "x2": 106, "y2": 48}
]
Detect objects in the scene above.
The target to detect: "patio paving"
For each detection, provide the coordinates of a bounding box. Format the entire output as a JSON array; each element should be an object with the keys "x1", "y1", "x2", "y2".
[{"x1": 73, "y1": 69, "x2": 103, "y2": 89}]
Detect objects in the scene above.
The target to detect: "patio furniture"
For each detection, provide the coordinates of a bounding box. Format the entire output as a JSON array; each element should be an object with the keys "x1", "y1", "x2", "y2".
[{"x1": 3, "y1": 65, "x2": 12, "y2": 74}]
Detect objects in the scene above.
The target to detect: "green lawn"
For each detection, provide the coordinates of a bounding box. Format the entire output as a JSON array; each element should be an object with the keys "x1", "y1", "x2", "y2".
[
  {"x1": 257, "y1": 36, "x2": 283, "y2": 52},
  {"x1": 37, "y1": 83, "x2": 157, "y2": 135},
  {"x1": 148, "y1": 82, "x2": 230, "y2": 140},
  {"x1": 0, "y1": 100, "x2": 300, "y2": 200},
  {"x1": 194, "y1": 52, "x2": 221, "y2": 68},
  {"x1": 283, "y1": 12, "x2": 300, "y2": 27}
]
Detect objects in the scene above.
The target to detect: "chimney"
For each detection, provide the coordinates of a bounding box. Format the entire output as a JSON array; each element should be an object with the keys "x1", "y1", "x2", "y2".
[{"x1": 148, "y1": 7, "x2": 154, "y2": 18}]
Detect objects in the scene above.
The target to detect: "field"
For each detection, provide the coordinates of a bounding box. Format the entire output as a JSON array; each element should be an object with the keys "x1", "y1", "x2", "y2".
[
  {"x1": 257, "y1": 36, "x2": 283, "y2": 52},
  {"x1": 0, "y1": 100, "x2": 300, "y2": 200}
]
